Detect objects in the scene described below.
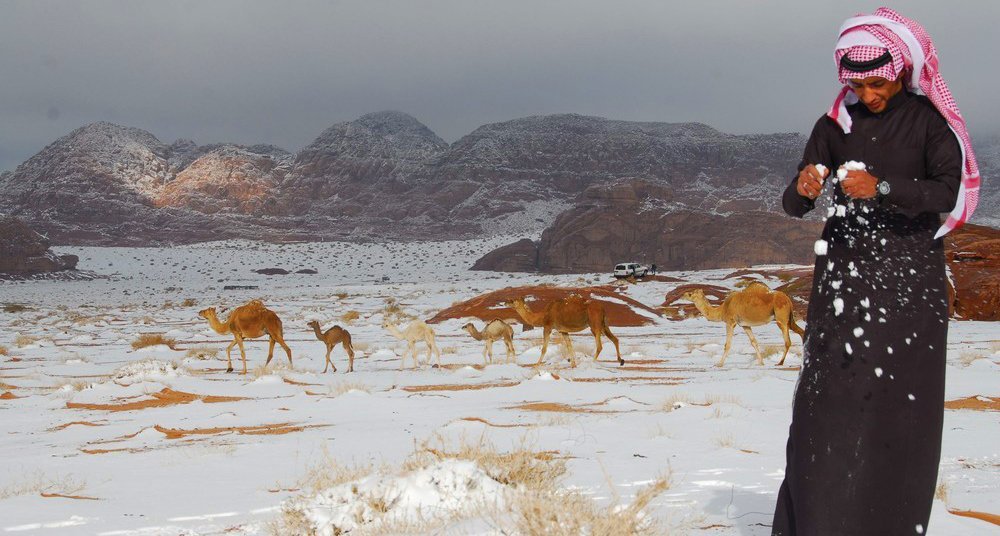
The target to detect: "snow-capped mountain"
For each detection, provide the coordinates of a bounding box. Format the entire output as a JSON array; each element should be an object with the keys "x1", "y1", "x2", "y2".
[{"x1": 0, "y1": 113, "x2": 994, "y2": 249}]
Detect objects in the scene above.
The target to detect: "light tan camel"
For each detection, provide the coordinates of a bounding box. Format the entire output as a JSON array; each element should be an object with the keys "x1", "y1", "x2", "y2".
[
  {"x1": 506, "y1": 296, "x2": 623, "y2": 367},
  {"x1": 462, "y1": 320, "x2": 516, "y2": 364},
  {"x1": 198, "y1": 299, "x2": 292, "y2": 375},
  {"x1": 683, "y1": 283, "x2": 805, "y2": 367},
  {"x1": 383, "y1": 319, "x2": 442, "y2": 370},
  {"x1": 307, "y1": 320, "x2": 355, "y2": 373}
]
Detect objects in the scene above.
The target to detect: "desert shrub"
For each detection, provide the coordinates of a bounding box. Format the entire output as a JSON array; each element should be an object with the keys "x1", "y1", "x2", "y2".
[
  {"x1": 2, "y1": 303, "x2": 28, "y2": 314},
  {"x1": 185, "y1": 346, "x2": 218, "y2": 359},
  {"x1": 0, "y1": 345, "x2": 7, "y2": 356},
  {"x1": 131, "y1": 333, "x2": 178, "y2": 350},
  {"x1": 181, "y1": 298, "x2": 198, "y2": 307},
  {"x1": 341, "y1": 310, "x2": 360, "y2": 324},
  {"x1": 14, "y1": 334, "x2": 37, "y2": 347}
]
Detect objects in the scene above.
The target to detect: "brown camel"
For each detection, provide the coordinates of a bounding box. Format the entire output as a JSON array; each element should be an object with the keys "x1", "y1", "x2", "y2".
[
  {"x1": 683, "y1": 282, "x2": 805, "y2": 367},
  {"x1": 307, "y1": 320, "x2": 355, "y2": 373},
  {"x1": 198, "y1": 299, "x2": 292, "y2": 375},
  {"x1": 462, "y1": 320, "x2": 516, "y2": 364},
  {"x1": 506, "y1": 295, "x2": 623, "y2": 367}
]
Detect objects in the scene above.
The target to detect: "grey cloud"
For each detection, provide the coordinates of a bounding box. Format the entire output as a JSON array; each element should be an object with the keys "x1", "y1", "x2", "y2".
[{"x1": 1, "y1": 0, "x2": 997, "y2": 171}]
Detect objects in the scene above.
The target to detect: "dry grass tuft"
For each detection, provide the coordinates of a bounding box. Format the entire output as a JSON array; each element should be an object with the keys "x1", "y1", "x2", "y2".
[
  {"x1": 935, "y1": 481, "x2": 949, "y2": 503},
  {"x1": 14, "y1": 334, "x2": 37, "y2": 348},
  {"x1": 508, "y1": 476, "x2": 670, "y2": 536},
  {"x1": 341, "y1": 310, "x2": 360, "y2": 324},
  {"x1": 326, "y1": 381, "x2": 371, "y2": 398},
  {"x1": 181, "y1": 298, "x2": 198, "y2": 307},
  {"x1": 713, "y1": 432, "x2": 736, "y2": 449},
  {"x1": 0, "y1": 471, "x2": 87, "y2": 500},
  {"x1": 404, "y1": 435, "x2": 566, "y2": 489},
  {"x1": 273, "y1": 435, "x2": 670, "y2": 536},
  {"x1": 0, "y1": 345, "x2": 7, "y2": 356},
  {"x1": 2, "y1": 303, "x2": 29, "y2": 314},
  {"x1": 185, "y1": 346, "x2": 219, "y2": 359},
  {"x1": 131, "y1": 333, "x2": 178, "y2": 351},
  {"x1": 332, "y1": 291, "x2": 349, "y2": 300}
]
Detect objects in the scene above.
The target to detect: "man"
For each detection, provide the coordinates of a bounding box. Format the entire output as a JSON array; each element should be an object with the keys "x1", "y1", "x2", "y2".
[{"x1": 772, "y1": 8, "x2": 981, "y2": 535}]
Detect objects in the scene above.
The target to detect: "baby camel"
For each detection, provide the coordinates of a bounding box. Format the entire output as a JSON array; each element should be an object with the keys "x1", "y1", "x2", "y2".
[
  {"x1": 683, "y1": 282, "x2": 804, "y2": 367},
  {"x1": 307, "y1": 320, "x2": 356, "y2": 373},
  {"x1": 383, "y1": 319, "x2": 442, "y2": 370},
  {"x1": 462, "y1": 320, "x2": 516, "y2": 364},
  {"x1": 198, "y1": 299, "x2": 292, "y2": 375}
]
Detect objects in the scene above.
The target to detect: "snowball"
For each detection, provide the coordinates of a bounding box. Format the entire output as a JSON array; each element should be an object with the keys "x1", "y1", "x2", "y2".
[
  {"x1": 853, "y1": 327, "x2": 864, "y2": 338},
  {"x1": 814, "y1": 240, "x2": 828, "y2": 255},
  {"x1": 875, "y1": 367, "x2": 883, "y2": 378},
  {"x1": 908, "y1": 394, "x2": 916, "y2": 401},
  {"x1": 836, "y1": 205, "x2": 847, "y2": 217},
  {"x1": 845, "y1": 342, "x2": 853, "y2": 355},
  {"x1": 814, "y1": 164, "x2": 827, "y2": 182},
  {"x1": 833, "y1": 298, "x2": 844, "y2": 316},
  {"x1": 837, "y1": 168, "x2": 848, "y2": 180}
]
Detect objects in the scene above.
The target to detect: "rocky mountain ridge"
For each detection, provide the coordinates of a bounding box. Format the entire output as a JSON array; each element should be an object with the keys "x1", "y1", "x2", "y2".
[{"x1": 0, "y1": 113, "x2": 996, "y2": 264}]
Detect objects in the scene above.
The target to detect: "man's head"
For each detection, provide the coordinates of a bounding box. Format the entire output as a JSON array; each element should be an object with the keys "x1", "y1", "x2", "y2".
[{"x1": 847, "y1": 75, "x2": 904, "y2": 113}]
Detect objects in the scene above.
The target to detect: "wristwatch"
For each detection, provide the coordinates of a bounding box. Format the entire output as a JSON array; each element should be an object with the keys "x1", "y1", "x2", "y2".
[{"x1": 877, "y1": 179, "x2": 891, "y2": 197}]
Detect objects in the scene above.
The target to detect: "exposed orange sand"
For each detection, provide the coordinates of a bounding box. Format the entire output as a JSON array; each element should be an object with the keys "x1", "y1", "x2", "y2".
[
  {"x1": 944, "y1": 396, "x2": 1000, "y2": 411},
  {"x1": 402, "y1": 381, "x2": 521, "y2": 393},
  {"x1": 66, "y1": 388, "x2": 245, "y2": 412},
  {"x1": 427, "y1": 284, "x2": 661, "y2": 327},
  {"x1": 282, "y1": 377, "x2": 321, "y2": 386},
  {"x1": 40, "y1": 492, "x2": 100, "y2": 500},
  {"x1": 0, "y1": 391, "x2": 19, "y2": 399},
  {"x1": 50, "y1": 421, "x2": 106, "y2": 431},
  {"x1": 508, "y1": 402, "x2": 615, "y2": 414},
  {"x1": 459, "y1": 417, "x2": 532, "y2": 428},
  {"x1": 948, "y1": 509, "x2": 1000, "y2": 526},
  {"x1": 153, "y1": 422, "x2": 325, "y2": 439}
]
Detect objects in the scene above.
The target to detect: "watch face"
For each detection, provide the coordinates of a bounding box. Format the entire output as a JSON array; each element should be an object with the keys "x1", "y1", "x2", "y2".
[{"x1": 878, "y1": 181, "x2": 890, "y2": 195}]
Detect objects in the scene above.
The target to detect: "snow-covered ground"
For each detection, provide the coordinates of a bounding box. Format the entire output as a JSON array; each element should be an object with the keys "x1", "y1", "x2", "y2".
[{"x1": 0, "y1": 238, "x2": 996, "y2": 535}]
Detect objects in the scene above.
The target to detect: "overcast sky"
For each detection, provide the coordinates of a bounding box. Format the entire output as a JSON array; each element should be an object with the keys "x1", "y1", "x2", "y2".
[{"x1": 1, "y1": 0, "x2": 997, "y2": 171}]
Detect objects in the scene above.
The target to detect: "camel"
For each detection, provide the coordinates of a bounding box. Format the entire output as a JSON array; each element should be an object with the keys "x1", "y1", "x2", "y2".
[
  {"x1": 383, "y1": 319, "x2": 442, "y2": 370},
  {"x1": 506, "y1": 295, "x2": 623, "y2": 367},
  {"x1": 307, "y1": 320, "x2": 356, "y2": 373},
  {"x1": 198, "y1": 299, "x2": 292, "y2": 375},
  {"x1": 462, "y1": 320, "x2": 516, "y2": 364},
  {"x1": 682, "y1": 282, "x2": 805, "y2": 367}
]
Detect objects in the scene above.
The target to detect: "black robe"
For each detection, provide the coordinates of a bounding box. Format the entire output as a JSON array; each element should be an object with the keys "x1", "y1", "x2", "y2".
[{"x1": 772, "y1": 89, "x2": 962, "y2": 536}]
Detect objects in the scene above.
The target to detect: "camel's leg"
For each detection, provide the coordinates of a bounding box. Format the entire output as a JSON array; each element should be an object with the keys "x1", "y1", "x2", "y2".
[
  {"x1": 265, "y1": 338, "x2": 276, "y2": 367},
  {"x1": 538, "y1": 326, "x2": 552, "y2": 365},
  {"x1": 590, "y1": 325, "x2": 604, "y2": 362},
  {"x1": 344, "y1": 334, "x2": 355, "y2": 373},
  {"x1": 482, "y1": 342, "x2": 489, "y2": 365},
  {"x1": 408, "y1": 341, "x2": 418, "y2": 369},
  {"x1": 602, "y1": 323, "x2": 624, "y2": 366},
  {"x1": 323, "y1": 346, "x2": 335, "y2": 373},
  {"x1": 718, "y1": 322, "x2": 735, "y2": 367},
  {"x1": 742, "y1": 326, "x2": 764, "y2": 366},
  {"x1": 235, "y1": 335, "x2": 249, "y2": 375},
  {"x1": 272, "y1": 332, "x2": 293, "y2": 367},
  {"x1": 504, "y1": 336, "x2": 516, "y2": 363},
  {"x1": 430, "y1": 335, "x2": 441, "y2": 368},
  {"x1": 774, "y1": 312, "x2": 794, "y2": 366},
  {"x1": 562, "y1": 332, "x2": 577, "y2": 368},
  {"x1": 225, "y1": 339, "x2": 238, "y2": 373}
]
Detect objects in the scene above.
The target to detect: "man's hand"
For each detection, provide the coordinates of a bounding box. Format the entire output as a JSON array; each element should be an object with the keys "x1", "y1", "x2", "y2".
[
  {"x1": 796, "y1": 164, "x2": 828, "y2": 199},
  {"x1": 841, "y1": 170, "x2": 879, "y2": 199}
]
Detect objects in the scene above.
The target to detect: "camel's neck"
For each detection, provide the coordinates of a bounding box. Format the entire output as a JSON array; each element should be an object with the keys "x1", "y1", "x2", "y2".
[
  {"x1": 385, "y1": 325, "x2": 405, "y2": 340},
  {"x1": 511, "y1": 303, "x2": 544, "y2": 326},
  {"x1": 465, "y1": 326, "x2": 484, "y2": 341},
  {"x1": 692, "y1": 298, "x2": 724, "y2": 322},
  {"x1": 204, "y1": 312, "x2": 231, "y2": 335},
  {"x1": 310, "y1": 324, "x2": 324, "y2": 340}
]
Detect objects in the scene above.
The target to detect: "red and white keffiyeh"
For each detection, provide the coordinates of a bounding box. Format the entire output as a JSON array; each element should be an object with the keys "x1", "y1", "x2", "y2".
[{"x1": 828, "y1": 7, "x2": 980, "y2": 238}]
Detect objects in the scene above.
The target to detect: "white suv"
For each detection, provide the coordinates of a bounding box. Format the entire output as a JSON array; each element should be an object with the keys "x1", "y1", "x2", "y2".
[{"x1": 614, "y1": 262, "x2": 648, "y2": 279}]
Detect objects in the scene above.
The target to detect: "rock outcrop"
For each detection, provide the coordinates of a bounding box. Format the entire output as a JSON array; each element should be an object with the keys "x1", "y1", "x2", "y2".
[
  {"x1": 474, "y1": 180, "x2": 824, "y2": 273},
  {"x1": 945, "y1": 223, "x2": 1000, "y2": 321},
  {"x1": 0, "y1": 216, "x2": 77, "y2": 275}
]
